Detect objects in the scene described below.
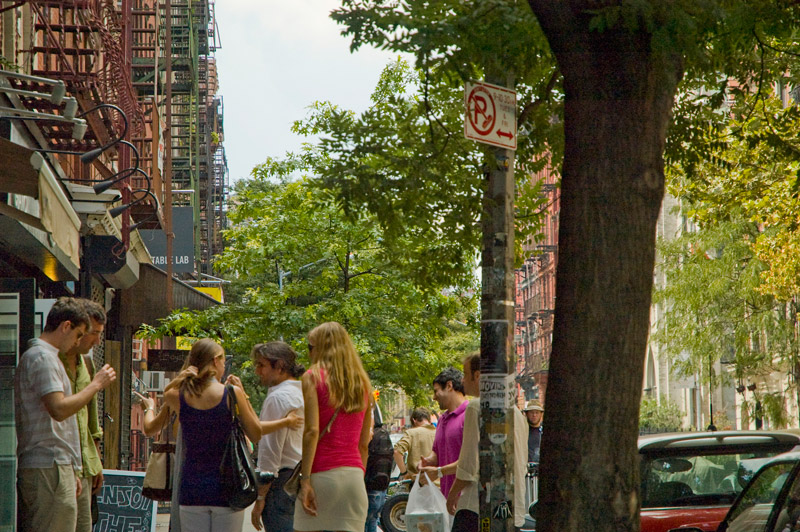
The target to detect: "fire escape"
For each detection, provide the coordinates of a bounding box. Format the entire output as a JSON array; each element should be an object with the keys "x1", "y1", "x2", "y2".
[
  {"x1": 14, "y1": 0, "x2": 158, "y2": 228},
  {"x1": 515, "y1": 175, "x2": 559, "y2": 401},
  {"x1": 101, "y1": 0, "x2": 225, "y2": 276}
]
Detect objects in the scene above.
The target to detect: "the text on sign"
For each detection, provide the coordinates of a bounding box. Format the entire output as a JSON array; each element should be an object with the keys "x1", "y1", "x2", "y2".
[{"x1": 479, "y1": 373, "x2": 516, "y2": 410}]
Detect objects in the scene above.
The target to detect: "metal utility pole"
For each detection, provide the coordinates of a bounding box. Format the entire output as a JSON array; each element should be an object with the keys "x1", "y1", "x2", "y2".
[
  {"x1": 466, "y1": 73, "x2": 517, "y2": 532},
  {"x1": 164, "y1": 0, "x2": 174, "y2": 309}
]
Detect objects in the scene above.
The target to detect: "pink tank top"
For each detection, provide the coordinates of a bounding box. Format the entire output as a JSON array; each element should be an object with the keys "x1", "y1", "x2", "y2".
[{"x1": 311, "y1": 369, "x2": 367, "y2": 474}]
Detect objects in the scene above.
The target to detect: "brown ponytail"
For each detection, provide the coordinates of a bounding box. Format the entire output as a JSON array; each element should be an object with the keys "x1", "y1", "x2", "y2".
[{"x1": 165, "y1": 338, "x2": 224, "y2": 396}]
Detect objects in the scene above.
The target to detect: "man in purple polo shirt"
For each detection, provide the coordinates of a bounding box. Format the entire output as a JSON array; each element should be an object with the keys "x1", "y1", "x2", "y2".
[{"x1": 419, "y1": 367, "x2": 468, "y2": 497}]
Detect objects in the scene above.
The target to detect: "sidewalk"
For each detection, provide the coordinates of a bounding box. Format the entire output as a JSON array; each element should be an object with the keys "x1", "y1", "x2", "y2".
[
  {"x1": 154, "y1": 503, "x2": 260, "y2": 532},
  {"x1": 157, "y1": 504, "x2": 378, "y2": 532}
]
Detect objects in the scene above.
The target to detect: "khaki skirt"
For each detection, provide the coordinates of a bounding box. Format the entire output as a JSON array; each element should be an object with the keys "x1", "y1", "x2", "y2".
[{"x1": 294, "y1": 466, "x2": 368, "y2": 532}]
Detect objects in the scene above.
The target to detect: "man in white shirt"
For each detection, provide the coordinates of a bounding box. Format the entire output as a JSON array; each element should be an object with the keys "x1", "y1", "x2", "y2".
[
  {"x1": 15, "y1": 297, "x2": 116, "y2": 532},
  {"x1": 447, "y1": 354, "x2": 527, "y2": 532},
  {"x1": 250, "y1": 342, "x2": 305, "y2": 532}
]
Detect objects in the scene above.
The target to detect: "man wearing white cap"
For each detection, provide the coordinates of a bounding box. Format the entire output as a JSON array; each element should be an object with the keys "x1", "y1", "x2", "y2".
[{"x1": 522, "y1": 399, "x2": 544, "y2": 463}]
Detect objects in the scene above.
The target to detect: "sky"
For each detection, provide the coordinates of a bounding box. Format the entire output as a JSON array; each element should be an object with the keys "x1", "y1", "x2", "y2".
[{"x1": 214, "y1": 1, "x2": 405, "y2": 183}]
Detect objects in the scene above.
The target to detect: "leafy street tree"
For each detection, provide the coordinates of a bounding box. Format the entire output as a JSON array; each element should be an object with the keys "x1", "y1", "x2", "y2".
[
  {"x1": 294, "y1": 47, "x2": 555, "y2": 531},
  {"x1": 322, "y1": 2, "x2": 800, "y2": 531},
  {"x1": 655, "y1": 92, "x2": 800, "y2": 428},
  {"x1": 293, "y1": 58, "x2": 553, "y2": 285},
  {"x1": 669, "y1": 95, "x2": 800, "y2": 303},
  {"x1": 141, "y1": 171, "x2": 479, "y2": 406},
  {"x1": 653, "y1": 218, "x2": 798, "y2": 427}
]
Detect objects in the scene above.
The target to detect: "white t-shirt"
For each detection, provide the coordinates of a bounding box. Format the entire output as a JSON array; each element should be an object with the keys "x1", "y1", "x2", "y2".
[
  {"x1": 455, "y1": 398, "x2": 528, "y2": 527},
  {"x1": 257, "y1": 379, "x2": 304, "y2": 472},
  {"x1": 15, "y1": 338, "x2": 82, "y2": 470}
]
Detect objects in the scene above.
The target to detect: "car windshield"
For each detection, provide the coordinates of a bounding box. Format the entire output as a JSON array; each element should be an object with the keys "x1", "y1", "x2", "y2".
[
  {"x1": 641, "y1": 450, "x2": 790, "y2": 509},
  {"x1": 723, "y1": 461, "x2": 795, "y2": 532}
]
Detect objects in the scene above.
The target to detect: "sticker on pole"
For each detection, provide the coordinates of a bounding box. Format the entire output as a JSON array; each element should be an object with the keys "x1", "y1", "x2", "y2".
[
  {"x1": 480, "y1": 373, "x2": 516, "y2": 410},
  {"x1": 464, "y1": 80, "x2": 517, "y2": 150}
]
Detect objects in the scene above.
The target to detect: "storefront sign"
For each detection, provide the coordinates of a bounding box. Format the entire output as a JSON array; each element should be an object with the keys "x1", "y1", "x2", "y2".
[
  {"x1": 139, "y1": 207, "x2": 194, "y2": 273},
  {"x1": 147, "y1": 348, "x2": 189, "y2": 372},
  {"x1": 95, "y1": 469, "x2": 156, "y2": 532}
]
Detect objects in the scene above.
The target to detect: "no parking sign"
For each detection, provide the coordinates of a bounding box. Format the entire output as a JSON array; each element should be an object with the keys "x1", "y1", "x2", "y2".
[{"x1": 464, "y1": 81, "x2": 517, "y2": 150}]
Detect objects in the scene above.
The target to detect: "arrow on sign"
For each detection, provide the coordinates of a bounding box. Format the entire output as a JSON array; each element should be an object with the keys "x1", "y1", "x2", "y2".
[{"x1": 496, "y1": 130, "x2": 513, "y2": 139}]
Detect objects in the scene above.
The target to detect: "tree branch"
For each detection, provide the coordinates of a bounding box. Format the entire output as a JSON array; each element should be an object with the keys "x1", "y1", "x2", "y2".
[
  {"x1": 518, "y1": 68, "x2": 559, "y2": 126},
  {"x1": 347, "y1": 267, "x2": 379, "y2": 280}
]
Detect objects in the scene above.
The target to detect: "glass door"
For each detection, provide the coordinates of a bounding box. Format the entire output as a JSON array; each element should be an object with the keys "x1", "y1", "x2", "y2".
[{"x1": 0, "y1": 279, "x2": 34, "y2": 532}]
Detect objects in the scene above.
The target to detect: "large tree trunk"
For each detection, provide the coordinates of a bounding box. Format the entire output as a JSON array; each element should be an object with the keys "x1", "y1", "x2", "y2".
[{"x1": 526, "y1": 3, "x2": 683, "y2": 531}]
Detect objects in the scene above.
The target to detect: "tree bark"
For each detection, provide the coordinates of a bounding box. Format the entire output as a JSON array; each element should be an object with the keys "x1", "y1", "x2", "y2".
[{"x1": 526, "y1": 2, "x2": 683, "y2": 531}]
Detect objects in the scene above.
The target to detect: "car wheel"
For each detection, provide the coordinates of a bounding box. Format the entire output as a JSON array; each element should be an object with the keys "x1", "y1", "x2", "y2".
[{"x1": 380, "y1": 492, "x2": 409, "y2": 532}]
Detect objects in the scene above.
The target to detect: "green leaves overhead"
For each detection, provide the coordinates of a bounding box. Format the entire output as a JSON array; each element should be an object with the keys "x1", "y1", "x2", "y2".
[
  {"x1": 292, "y1": 59, "x2": 559, "y2": 282},
  {"x1": 656, "y1": 89, "x2": 800, "y2": 426},
  {"x1": 332, "y1": 0, "x2": 550, "y2": 83},
  {"x1": 142, "y1": 173, "x2": 479, "y2": 405},
  {"x1": 667, "y1": 92, "x2": 800, "y2": 302}
]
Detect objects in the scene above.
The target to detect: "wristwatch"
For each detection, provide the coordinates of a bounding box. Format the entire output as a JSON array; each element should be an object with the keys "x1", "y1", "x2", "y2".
[{"x1": 437, "y1": 467, "x2": 443, "y2": 478}]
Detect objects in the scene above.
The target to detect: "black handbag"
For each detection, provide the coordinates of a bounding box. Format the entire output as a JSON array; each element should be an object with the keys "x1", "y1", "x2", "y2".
[{"x1": 219, "y1": 383, "x2": 259, "y2": 509}]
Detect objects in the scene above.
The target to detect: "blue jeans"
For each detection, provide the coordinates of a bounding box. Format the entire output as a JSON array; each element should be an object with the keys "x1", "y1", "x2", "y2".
[
  {"x1": 365, "y1": 489, "x2": 387, "y2": 532},
  {"x1": 262, "y1": 468, "x2": 296, "y2": 532}
]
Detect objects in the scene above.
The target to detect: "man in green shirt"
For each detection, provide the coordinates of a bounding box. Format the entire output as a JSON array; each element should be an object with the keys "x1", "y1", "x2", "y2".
[{"x1": 59, "y1": 299, "x2": 106, "y2": 532}]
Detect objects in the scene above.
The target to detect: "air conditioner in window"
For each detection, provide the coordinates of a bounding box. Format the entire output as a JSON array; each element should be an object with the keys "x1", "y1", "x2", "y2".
[
  {"x1": 142, "y1": 371, "x2": 167, "y2": 392},
  {"x1": 132, "y1": 338, "x2": 144, "y2": 363}
]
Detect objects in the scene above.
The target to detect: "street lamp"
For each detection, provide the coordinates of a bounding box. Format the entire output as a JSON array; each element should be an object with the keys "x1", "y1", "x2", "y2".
[
  {"x1": 23, "y1": 103, "x2": 130, "y2": 162},
  {"x1": 75, "y1": 104, "x2": 129, "y2": 164},
  {"x1": 110, "y1": 189, "x2": 160, "y2": 218}
]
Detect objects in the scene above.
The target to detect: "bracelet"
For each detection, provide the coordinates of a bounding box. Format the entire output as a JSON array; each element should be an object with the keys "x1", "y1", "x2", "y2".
[
  {"x1": 143, "y1": 407, "x2": 152, "y2": 414},
  {"x1": 256, "y1": 495, "x2": 266, "y2": 501},
  {"x1": 437, "y1": 467, "x2": 443, "y2": 478}
]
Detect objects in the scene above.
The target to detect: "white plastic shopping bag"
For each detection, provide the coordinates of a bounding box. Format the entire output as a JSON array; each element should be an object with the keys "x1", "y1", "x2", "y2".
[{"x1": 405, "y1": 473, "x2": 452, "y2": 532}]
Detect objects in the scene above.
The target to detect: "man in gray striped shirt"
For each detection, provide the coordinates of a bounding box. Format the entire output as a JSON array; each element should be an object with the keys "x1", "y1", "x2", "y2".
[{"x1": 15, "y1": 297, "x2": 116, "y2": 532}]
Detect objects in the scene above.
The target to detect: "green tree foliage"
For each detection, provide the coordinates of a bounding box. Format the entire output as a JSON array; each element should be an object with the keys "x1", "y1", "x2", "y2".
[
  {"x1": 668, "y1": 93, "x2": 800, "y2": 302},
  {"x1": 654, "y1": 219, "x2": 796, "y2": 382},
  {"x1": 141, "y1": 172, "x2": 479, "y2": 405},
  {"x1": 327, "y1": 2, "x2": 800, "y2": 531},
  {"x1": 657, "y1": 91, "x2": 800, "y2": 428},
  {"x1": 292, "y1": 59, "x2": 553, "y2": 284},
  {"x1": 653, "y1": 217, "x2": 800, "y2": 425},
  {"x1": 639, "y1": 396, "x2": 682, "y2": 433}
]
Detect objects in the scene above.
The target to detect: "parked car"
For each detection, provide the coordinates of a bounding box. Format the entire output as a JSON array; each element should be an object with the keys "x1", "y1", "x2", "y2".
[
  {"x1": 529, "y1": 430, "x2": 800, "y2": 532},
  {"x1": 712, "y1": 450, "x2": 800, "y2": 532},
  {"x1": 639, "y1": 431, "x2": 800, "y2": 532}
]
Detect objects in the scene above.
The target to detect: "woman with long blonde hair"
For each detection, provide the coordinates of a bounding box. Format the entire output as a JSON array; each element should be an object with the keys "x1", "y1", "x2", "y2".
[{"x1": 295, "y1": 322, "x2": 373, "y2": 532}]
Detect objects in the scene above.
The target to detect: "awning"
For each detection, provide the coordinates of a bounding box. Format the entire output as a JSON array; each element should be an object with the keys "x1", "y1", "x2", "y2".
[
  {"x1": 118, "y1": 263, "x2": 219, "y2": 327},
  {"x1": 0, "y1": 138, "x2": 38, "y2": 198},
  {"x1": 0, "y1": 147, "x2": 81, "y2": 280}
]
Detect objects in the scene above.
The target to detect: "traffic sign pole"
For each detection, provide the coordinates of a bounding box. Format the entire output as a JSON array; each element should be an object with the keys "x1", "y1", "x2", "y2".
[{"x1": 473, "y1": 73, "x2": 517, "y2": 532}]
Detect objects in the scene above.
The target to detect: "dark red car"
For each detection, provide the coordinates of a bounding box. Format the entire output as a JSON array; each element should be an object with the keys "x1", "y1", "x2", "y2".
[{"x1": 638, "y1": 431, "x2": 800, "y2": 532}]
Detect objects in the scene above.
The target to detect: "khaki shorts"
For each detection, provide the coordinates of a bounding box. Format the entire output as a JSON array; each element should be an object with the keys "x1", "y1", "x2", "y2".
[
  {"x1": 76, "y1": 476, "x2": 93, "y2": 532},
  {"x1": 17, "y1": 464, "x2": 78, "y2": 532}
]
